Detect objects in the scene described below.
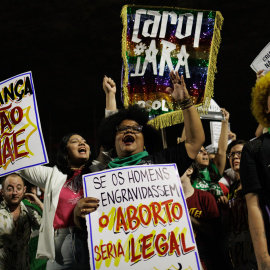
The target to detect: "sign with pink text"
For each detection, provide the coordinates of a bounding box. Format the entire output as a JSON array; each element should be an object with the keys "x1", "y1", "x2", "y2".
[
  {"x1": 83, "y1": 164, "x2": 201, "y2": 270},
  {"x1": 0, "y1": 72, "x2": 48, "y2": 176}
]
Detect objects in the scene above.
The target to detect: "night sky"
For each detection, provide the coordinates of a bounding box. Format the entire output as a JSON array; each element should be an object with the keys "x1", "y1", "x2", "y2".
[{"x1": 0, "y1": 0, "x2": 269, "y2": 163}]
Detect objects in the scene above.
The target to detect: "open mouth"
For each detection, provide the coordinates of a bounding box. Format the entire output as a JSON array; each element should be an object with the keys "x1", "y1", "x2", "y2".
[
  {"x1": 123, "y1": 135, "x2": 135, "y2": 145},
  {"x1": 79, "y1": 148, "x2": 86, "y2": 153}
]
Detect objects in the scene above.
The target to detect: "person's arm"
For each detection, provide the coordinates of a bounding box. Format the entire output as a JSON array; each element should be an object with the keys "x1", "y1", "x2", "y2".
[
  {"x1": 103, "y1": 75, "x2": 117, "y2": 111},
  {"x1": 212, "y1": 108, "x2": 229, "y2": 175},
  {"x1": 228, "y1": 130, "x2": 236, "y2": 141},
  {"x1": 25, "y1": 193, "x2": 44, "y2": 211},
  {"x1": 255, "y1": 124, "x2": 265, "y2": 137},
  {"x1": 246, "y1": 193, "x2": 270, "y2": 270},
  {"x1": 166, "y1": 71, "x2": 205, "y2": 159},
  {"x1": 17, "y1": 166, "x2": 53, "y2": 189}
]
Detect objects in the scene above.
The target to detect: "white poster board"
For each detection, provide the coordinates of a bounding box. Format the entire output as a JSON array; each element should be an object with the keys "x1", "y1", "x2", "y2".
[
  {"x1": 83, "y1": 164, "x2": 201, "y2": 270},
  {"x1": 210, "y1": 121, "x2": 231, "y2": 149},
  {"x1": 0, "y1": 72, "x2": 48, "y2": 176},
  {"x1": 250, "y1": 42, "x2": 270, "y2": 74}
]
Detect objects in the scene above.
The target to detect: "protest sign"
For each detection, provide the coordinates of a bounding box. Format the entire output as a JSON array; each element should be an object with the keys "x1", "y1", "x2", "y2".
[
  {"x1": 83, "y1": 164, "x2": 201, "y2": 270},
  {"x1": 210, "y1": 121, "x2": 231, "y2": 149},
  {"x1": 0, "y1": 71, "x2": 48, "y2": 176},
  {"x1": 250, "y1": 42, "x2": 270, "y2": 74},
  {"x1": 121, "y1": 5, "x2": 223, "y2": 129}
]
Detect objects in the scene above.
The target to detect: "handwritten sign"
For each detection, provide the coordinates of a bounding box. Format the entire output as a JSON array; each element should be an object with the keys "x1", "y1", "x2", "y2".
[
  {"x1": 0, "y1": 72, "x2": 48, "y2": 176},
  {"x1": 210, "y1": 121, "x2": 231, "y2": 149},
  {"x1": 250, "y1": 42, "x2": 270, "y2": 74},
  {"x1": 121, "y1": 5, "x2": 223, "y2": 129},
  {"x1": 83, "y1": 164, "x2": 200, "y2": 270}
]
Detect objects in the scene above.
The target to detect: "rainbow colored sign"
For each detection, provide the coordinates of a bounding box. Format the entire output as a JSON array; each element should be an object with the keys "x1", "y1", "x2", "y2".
[
  {"x1": 121, "y1": 5, "x2": 223, "y2": 128},
  {"x1": 83, "y1": 164, "x2": 201, "y2": 270},
  {"x1": 0, "y1": 72, "x2": 48, "y2": 176}
]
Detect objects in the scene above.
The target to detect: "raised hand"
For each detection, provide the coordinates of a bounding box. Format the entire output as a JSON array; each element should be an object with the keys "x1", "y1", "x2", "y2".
[
  {"x1": 25, "y1": 192, "x2": 44, "y2": 211},
  {"x1": 166, "y1": 71, "x2": 190, "y2": 102},
  {"x1": 256, "y1": 70, "x2": 264, "y2": 82},
  {"x1": 103, "y1": 75, "x2": 116, "y2": 95},
  {"x1": 220, "y1": 108, "x2": 230, "y2": 123}
]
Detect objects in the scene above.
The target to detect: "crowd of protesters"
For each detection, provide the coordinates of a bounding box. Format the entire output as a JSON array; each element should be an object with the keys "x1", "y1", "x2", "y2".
[{"x1": 0, "y1": 69, "x2": 270, "y2": 270}]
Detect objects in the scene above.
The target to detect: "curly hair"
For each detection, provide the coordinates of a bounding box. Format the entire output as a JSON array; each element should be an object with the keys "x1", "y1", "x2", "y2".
[
  {"x1": 251, "y1": 72, "x2": 270, "y2": 127},
  {"x1": 98, "y1": 105, "x2": 162, "y2": 156},
  {"x1": 56, "y1": 132, "x2": 92, "y2": 175}
]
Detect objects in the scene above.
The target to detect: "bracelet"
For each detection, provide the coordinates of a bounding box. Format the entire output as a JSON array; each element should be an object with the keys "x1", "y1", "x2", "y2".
[
  {"x1": 177, "y1": 97, "x2": 193, "y2": 110},
  {"x1": 181, "y1": 102, "x2": 193, "y2": 110}
]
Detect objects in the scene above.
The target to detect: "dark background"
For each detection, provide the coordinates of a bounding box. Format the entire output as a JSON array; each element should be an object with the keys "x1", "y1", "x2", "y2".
[{"x1": 0, "y1": 0, "x2": 269, "y2": 163}]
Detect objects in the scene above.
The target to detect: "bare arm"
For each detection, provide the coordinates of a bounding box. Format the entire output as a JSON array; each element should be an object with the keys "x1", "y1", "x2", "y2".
[
  {"x1": 166, "y1": 71, "x2": 205, "y2": 159},
  {"x1": 25, "y1": 193, "x2": 44, "y2": 211},
  {"x1": 246, "y1": 193, "x2": 270, "y2": 270},
  {"x1": 213, "y1": 108, "x2": 229, "y2": 175},
  {"x1": 228, "y1": 130, "x2": 236, "y2": 141},
  {"x1": 103, "y1": 75, "x2": 117, "y2": 111},
  {"x1": 255, "y1": 124, "x2": 264, "y2": 137}
]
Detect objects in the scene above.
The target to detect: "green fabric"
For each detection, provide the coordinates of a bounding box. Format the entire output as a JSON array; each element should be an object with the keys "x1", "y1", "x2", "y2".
[
  {"x1": 23, "y1": 199, "x2": 42, "y2": 216},
  {"x1": 198, "y1": 163, "x2": 221, "y2": 182},
  {"x1": 108, "y1": 151, "x2": 149, "y2": 168},
  {"x1": 192, "y1": 163, "x2": 223, "y2": 199},
  {"x1": 269, "y1": 127, "x2": 270, "y2": 134},
  {"x1": 199, "y1": 167, "x2": 211, "y2": 182},
  {"x1": 22, "y1": 199, "x2": 47, "y2": 270}
]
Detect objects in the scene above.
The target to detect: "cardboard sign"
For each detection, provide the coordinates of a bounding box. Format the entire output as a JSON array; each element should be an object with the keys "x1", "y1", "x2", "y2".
[
  {"x1": 210, "y1": 121, "x2": 231, "y2": 149},
  {"x1": 0, "y1": 72, "x2": 48, "y2": 176},
  {"x1": 83, "y1": 164, "x2": 200, "y2": 270},
  {"x1": 250, "y1": 42, "x2": 270, "y2": 74},
  {"x1": 121, "y1": 5, "x2": 223, "y2": 129}
]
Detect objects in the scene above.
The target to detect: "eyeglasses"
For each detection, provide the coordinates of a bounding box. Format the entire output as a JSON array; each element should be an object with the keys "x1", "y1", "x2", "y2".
[
  {"x1": 116, "y1": 125, "x2": 143, "y2": 133},
  {"x1": 227, "y1": 151, "x2": 242, "y2": 159}
]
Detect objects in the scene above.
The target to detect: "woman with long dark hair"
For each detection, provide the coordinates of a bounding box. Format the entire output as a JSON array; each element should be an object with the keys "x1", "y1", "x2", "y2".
[{"x1": 17, "y1": 76, "x2": 117, "y2": 269}]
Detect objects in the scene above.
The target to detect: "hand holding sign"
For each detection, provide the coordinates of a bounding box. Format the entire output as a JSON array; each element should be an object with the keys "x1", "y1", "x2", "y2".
[
  {"x1": 83, "y1": 164, "x2": 201, "y2": 270},
  {"x1": 74, "y1": 197, "x2": 100, "y2": 218}
]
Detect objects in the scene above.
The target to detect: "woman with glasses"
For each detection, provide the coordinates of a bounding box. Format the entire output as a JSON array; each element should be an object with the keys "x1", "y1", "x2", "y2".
[
  {"x1": 99, "y1": 71, "x2": 204, "y2": 168},
  {"x1": 220, "y1": 140, "x2": 258, "y2": 269},
  {"x1": 74, "y1": 71, "x2": 205, "y2": 230}
]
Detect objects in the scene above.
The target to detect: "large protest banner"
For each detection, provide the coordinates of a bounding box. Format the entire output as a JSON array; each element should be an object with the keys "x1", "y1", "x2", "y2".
[
  {"x1": 0, "y1": 72, "x2": 48, "y2": 176},
  {"x1": 121, "y1": 5, "x2": 223, "y2": 129},
  {"x1": 83, "y1": 164, "x2": 201, "y2": 270}
]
